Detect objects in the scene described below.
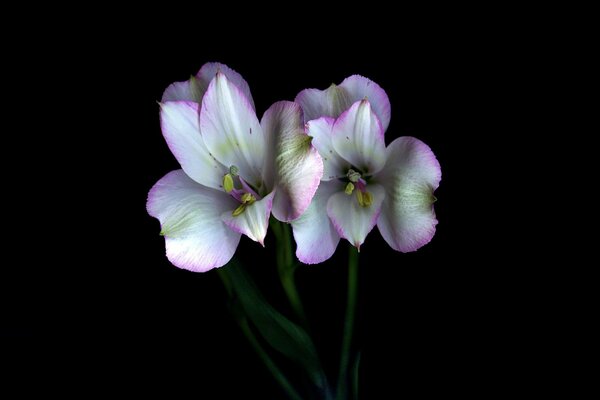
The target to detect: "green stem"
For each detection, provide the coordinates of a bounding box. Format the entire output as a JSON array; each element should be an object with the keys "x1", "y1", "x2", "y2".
[
  {"x1": 218, "y1": 268, "x2": 303, "y2": 400},
  {"x1": 336, "y1": 245, "x2": 359, "y2": 400},
  {"x1": 272, "y1": 220, "x2": 310, "y2": 331},
  {"x1": 238, "y1": 318, "x2": 303, "y2": 400}
]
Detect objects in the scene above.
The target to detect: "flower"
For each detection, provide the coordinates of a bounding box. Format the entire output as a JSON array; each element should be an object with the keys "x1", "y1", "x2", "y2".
[
  {"x1": 291, "y1": 76, "x2": 441, "y2": 264},
  {"x1": 147, "y1": 63, "x2": 323, "y2": 272}
]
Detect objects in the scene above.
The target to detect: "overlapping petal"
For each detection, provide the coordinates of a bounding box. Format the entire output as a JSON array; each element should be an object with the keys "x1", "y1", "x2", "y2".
[
  {"x1": 306, "y1": 117, "x2": 349, "y2": 181},
  {"x1": 200, "y1": 73, "x2": 265, "y2": 188},
  {"x1": 338, "y1": 75, "x2": 391, "y2": 131},
  {"x1": 162, "y1": 62, "x2": 254, "y2": 108},
  {"x1": 376, "y1": 137, "x2": 441, "y2": 252},
  {"x1": 291, "y1": 181, "x2": 342, "y2": 264},
  {"x1": 295, "y1": 75, "x2": 391, "y2": 130},
  {"x1": 326, "y1": 184, "x2": 385, "y2": 249},
  {"x1": 159, "y1": 101, "x2": 226, "y2": 190},
  {"x1": 331, "y1": 100, "x2": 386, "y2": 175},
  {"x1": 221, "y1": 191, "x2": 275, "y2": 246},
  {"x1": 147, "y1": 170, "x2": 241, "y2": 272},
  {"x1": 262, "y1": 101, "x2": 324, "y2": 222}
]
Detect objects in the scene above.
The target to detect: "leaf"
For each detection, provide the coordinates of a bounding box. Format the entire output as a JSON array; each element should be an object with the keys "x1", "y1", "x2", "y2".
[{"x1": 224, "y1": 261, "x2": 327, "y2": 390}]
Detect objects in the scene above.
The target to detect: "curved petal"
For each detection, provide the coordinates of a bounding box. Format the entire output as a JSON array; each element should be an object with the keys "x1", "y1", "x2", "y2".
[
  {"x1": 221, "y1": 191, "x2": 275, "y2": 246},
  {"x1": 196, "y1": 62, "x2": 255, "y2": 110},
  {"x1": 339, "y1": 75, "x2": 391, "y2": 131},
  {"x1": 331, "y1": 100, "x2": 386, "y2": 175},
  {"x1": 326, "y1": 184, "x2": 385, "y2": 249},
  {"x1": 200, "y1": 73, "x2": 265, "y2": 188},
  {"x1": 291, "y1": 181, "x2": 342, "y2": 264},
  {"x1": 262, "y1": 101, "x2": 324, "y2": 222},
  {"x1": 295, "y1": 84, "x2": 351, "y2": 123},
  {"x1": 376, "y1": 137, "x2": 441, "y2": 252},
  {"x1": 147, "y1": 170, "x2": 241, "y2": 272},
  {"x1": 306, "y1": 117, "x2": 349, "y2": 181},
  {"x1": 295, "y1": 75, "x2": 390, "y2": 131},
  {"x1": 159, "y1": 101, "x2": 227, "y2": 190},
  {"x1": 161, "y1": 62, "x2": 254, "y2": 109}
]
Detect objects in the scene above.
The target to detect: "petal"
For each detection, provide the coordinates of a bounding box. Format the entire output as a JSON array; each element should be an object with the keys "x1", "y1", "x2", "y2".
[
  {"x1": 161, "y1": 62, "x2": 255, "y2": 109},
  {"x1": 306, "y1": 117, "x2": 349, "y2": 180},
  {"x1": 159, "y1": 101, "x2": 227, "y2": 190},
  {"x1": 200, "y1": 72, "x2": 265, "y2": 188},
  {"x1": 295, "y1": 84, "x2": 352, "y2": 123},
  {"x1": 326, "y1": 184, "x2": 385, "y2": 249},
  {"x1": 291, "y1": 181, "x2": 342, "y2": 264},
  {"x1": 331, "y1": 100, "x2": 386, "y2": 175},
  {"x1": 221, "y1": 191, "x2": 275, "y2": 246},
  {"x1": 376, "y1": 137, "x2": 441, "y2": 252},
  {"x1": 338, "y1": 75, "x2": 391, "y2": 131},
  {"x1": 295, "y1": 75, "x2": 391, "y2": 131},
  {"x1": 261, "y1": 101, "x2": 324, "y2": 222},
  {"x1": 147, "y1": 170, "x2": 241, "y2": 272},
  {"x1": 197, "y1": 63, "x2": 255, "y2": 110}
]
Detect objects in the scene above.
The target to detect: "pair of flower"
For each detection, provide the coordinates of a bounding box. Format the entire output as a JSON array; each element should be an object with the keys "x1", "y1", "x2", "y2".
[{"x1": 147, "y1": 63, "x2": 441, "y2": 272}]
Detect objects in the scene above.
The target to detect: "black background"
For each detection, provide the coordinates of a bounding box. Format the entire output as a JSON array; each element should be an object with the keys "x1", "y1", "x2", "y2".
[{"x1": 3, "y1": 14, "x2": 523, "y2": 398}]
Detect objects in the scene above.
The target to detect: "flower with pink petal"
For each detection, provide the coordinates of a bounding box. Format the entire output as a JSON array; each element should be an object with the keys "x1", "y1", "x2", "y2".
[
  {"x1": 292, "y1": 76, "x2": 441, "y2": 264},
  {"x1": 148, "y1": 63, "x2": 323, "y2": 272}
]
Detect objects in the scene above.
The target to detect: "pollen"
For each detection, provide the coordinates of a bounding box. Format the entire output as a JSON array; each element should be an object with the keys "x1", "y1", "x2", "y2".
[
  {"x1": 345, "y1": 182, "x2": 355, "y2": 195},
  {"x1": 223, "y1": 173, "x2": 234, "y2": 193},
  {"x1": 356, "y1": 190, "x2": 373, "y2": 207}
]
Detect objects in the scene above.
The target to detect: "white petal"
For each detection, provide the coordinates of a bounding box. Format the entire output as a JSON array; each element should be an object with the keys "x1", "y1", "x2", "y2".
[
  {"x1": 162, "y1": 62, "x2": 255, "y2": 109},
  {"x1": 331, "y1": 100, "x2": 386, "y2": 175},
  {"x1": 295, "y1": 75, "x2": 391, "y2": 131},
  {"x1": 306, "y1": 117, "x2": 349, "y2": 180},
  {"x1": 147, "y1": 170, "x2": 241, "y2": 272},
  {"x1": 339, "y1": 75, "x2": 391, "y2": 131},
  {"x1": 291, "y1": 181, "x2": 342, "y2": 264},
  {"x1": 261, "y1": 101, "x2": 324, "y2": 222},
  {"x1": 376, "y1": 137, "x2": 441, "y2": 252},
  {"x1": 326, "y1": 184, "x2": 385, "y2": 249},
  {"x1": 200, "y1": 73, "x2": 265, "y2": 188},
  {"x1": 295, "y1": 84, "x2": 352, "y2": 123},
  {"x1": 221, "y1": 191, "x2": 275, "y2": 245},
  {"x1": 160, "y1": 101, "x2": 227, "y2": 190}
]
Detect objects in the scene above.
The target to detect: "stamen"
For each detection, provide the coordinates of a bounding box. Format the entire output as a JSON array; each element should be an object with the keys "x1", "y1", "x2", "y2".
[
  {"x1": 223, "y1": 173, "x2": 234, "y2": 193},
  {"x1": 229, "y1": 165, "x2": 239, "y2": 176},
  {"x1": 356, "y1": 190, "x2": 373, "y2": 207},
  {"x1": 347, "y1": 169, "x2": 361, "y2": 183},
  {"x1": 231, "y1": 192, "x2": 256, "y2": 216},
  {"x1": 345, "y1": 182, "x2": 355, "y2": 195},
  {"x1": 232, "y1": 204, "x2": 247, "y2": 216}
]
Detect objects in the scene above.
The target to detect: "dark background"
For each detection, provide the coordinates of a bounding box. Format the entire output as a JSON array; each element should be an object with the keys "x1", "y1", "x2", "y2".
[{"x1": 3, "y1": 15, "x2": 525, "y2": 397}]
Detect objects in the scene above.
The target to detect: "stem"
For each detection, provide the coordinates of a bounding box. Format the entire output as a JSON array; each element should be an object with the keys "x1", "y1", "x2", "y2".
[
  {"x1": 218, "y1": 268, "x2": 303, "y2": 400},
  {"x1": 336, "y1": 245, "x2": 359, "y2": 400},
  {"x1": 238, "y1": 318, "x2": 303, "y2": 400},
  {"x1": 272, "y1": 220, "x2": 310, "y2": 331}
]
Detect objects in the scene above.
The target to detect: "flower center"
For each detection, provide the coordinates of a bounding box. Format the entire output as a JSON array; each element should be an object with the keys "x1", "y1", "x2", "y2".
[
  {"x1": 344, "y1": 168, "x2": 374, "y2": 207},
  {"x1": 222, "y1": 165, "x2": 260, "y2": 216}
]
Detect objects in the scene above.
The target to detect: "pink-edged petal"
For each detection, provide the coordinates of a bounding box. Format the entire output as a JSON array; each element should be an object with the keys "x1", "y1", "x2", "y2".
[
  {"x1": 162, "y1": 80, "x2": 203, "y2": 103},
  {"x1": 147, "y1": 170, "x2": 241, "y2": 272},
  {"x1": 376, "y1": 137, "x2": 441, "y2": 252},
  {"x1": 161, "y1": 62, "x2": 254, "y2": 109},
  {"x1": 197, "y1": 62, "x2": 255, "y2": 110},
  {"x1": 306, "y1": 117, "x2": 349, "y2": 180},
  {"x1": 291, "y1": 181, "x2": 342, "y2": 264},
  {"x1": 295, "y1": 84, "x2": 351, "y2": 123},
  {"x1": 339, "y1": 75, "x2": 391, "y2": 131},
  {"x1": 221, "y1": 191, "x2": 275, "y2": 246},
  {"x1": 331, "y1": 100, "x2": 386, "y2": 175},
  {"x1": 160, "y1": 101, "x2": 227, "y2": 190},
  {"x1": 326, "y1": 184, "x2": 385, "y2": 249},
  {"x1": 200, "y1": 73, "x2": 265, "y2": 188},
  {"x1": 261, "y1": 101, "x2": 324, "y2": 222}
]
